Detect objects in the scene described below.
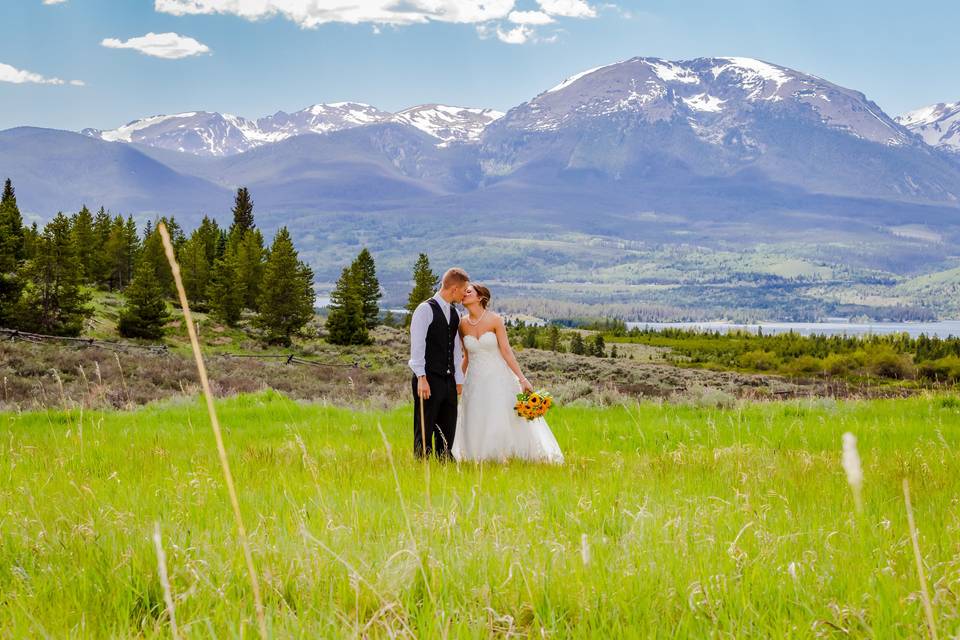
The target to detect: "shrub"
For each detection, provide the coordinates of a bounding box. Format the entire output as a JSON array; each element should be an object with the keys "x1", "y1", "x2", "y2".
[
  {"x1": 917, "y1": 356, "x2": 960, "y2": 383},
  {"x1": 738, "y1": 349, "x2": 779, "y2": 371},
  {"x1": 822, "y1": 352, "x2": 863, "y2": 376},
  {"x1": 866, "y1": 348, "x2": 915, "y2": 380},
  {"x1": 782, "y1": 355, "x2": 824, "y2": 377}
]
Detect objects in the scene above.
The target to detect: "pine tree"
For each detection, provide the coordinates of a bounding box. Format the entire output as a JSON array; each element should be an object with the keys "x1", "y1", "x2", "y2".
[
  {"x1": 21, "y1": 222, "x2": 40, "y2": 262},
  {"x1": 140, "y1": 220, "x2": 175, "y2": 295},
  {"x1": 102, "y1": 216, "x2": 134, "y2": 290},
  {"x1": 570, "y1": 333, "x2": 586, "y2": 355},
  {"x1": 0, "y1": 179, "x2": 24, "y2": 323},
  {"x1": 117, "y1": 260, "x2": 171, "y2": 340},
  {"x1": 0, "y1": 178, "x2": 24, "y2": 272},
  {"x1": 404, "y1": 253, "x2": 439, "y2": 327},
  {"x1": 1, "y1": 178, "x2": 15, "y2": 207},
  {"x1": 351, "y1": 248, "x2": 381, "y2": 329},
  {"x1": 162, "y1": 217, "x2": 186, "y2": 254},
  {"x1": 523, "y1": 326, "x2": 538, "y2": 348},
  {"x1": 255, "y1": 227, "x2": 315, "y2": 345},
  {"x1": 209, "y1": 246, "x2": 246, "y2": 326},
  {"x1": 195, "y1": 215, "x2": 221, "y2": 265},
  {"x1": 13, "y1": 213, "x2": 92, "y2": 335},
  {"x1": 123, "y1": 216, "x2": 140, "y2": 284},
  {"x1": 70, "y1": 206, "x2": 98, "y2": 283},
  {"x1": 92, "y1": 207, "x2": 113, "y2": 285},
  {"x1": 547, "y1": 324, "x2": 561, "y2": 351},
  {"x1": 228, "y1": 187, "x2": 255, "y2": 242},
  {"x1": 610, "y1": 344, "x2": 619, "y2": 358},
  {"x1": 235, "y1": 228, "x2": 265, "y2": 310},
  {"x1": 325, "y1": 266, "x2": 369, "y2": 345},
  {"x1": 178, "y1": 231, "x2": 212, "y2": 310},
  {"x1": 591, "y1": 335, "x2": 606, "y2": 358}
]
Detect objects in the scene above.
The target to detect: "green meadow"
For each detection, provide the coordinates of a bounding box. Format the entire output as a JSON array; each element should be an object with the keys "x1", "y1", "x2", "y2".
[{"x1": 1, "y1": 392, "x2": 958, "y2": 637}]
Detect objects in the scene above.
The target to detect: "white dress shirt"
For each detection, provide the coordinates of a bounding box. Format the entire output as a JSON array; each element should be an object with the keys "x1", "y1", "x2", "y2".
[{"x1": 409, "y1": 292, "x2": 465, "y2": 384}]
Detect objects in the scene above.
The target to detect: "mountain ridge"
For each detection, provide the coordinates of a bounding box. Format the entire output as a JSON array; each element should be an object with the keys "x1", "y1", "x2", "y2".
[
  {"x1": 897, "y1": 101, "x2": 960, "y2": 154},
  {"x1": 82, "y1": 102, "x2": 504, "y2": 156}
]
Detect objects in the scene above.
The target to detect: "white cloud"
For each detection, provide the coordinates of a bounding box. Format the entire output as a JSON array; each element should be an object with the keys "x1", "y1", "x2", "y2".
[
  {"x1": 155, "y1": 0, "x2": 606, "y2": 45},
  {"x1": 508, "y1": 10, "x2": 553, "y2": 25},
  {"x1": 496, "y1": 25, "x2": 533, "y2": 44},
  {"x1": 70, "y1": 79, "x2": 86, "y2": 86},
  {"x1": 537, "y1": 0, "x2": 596, "y2": 18},
  {"x1": 0, "y1": 62, "x2": 80, "y2": 86},
  {"x1": 101, "y1": 32, "x2": 211, "y2": 59},
  {"x1": 42, "y1": 0, "x2": 68, "y2": 4},
  {"x1": 155, "y1": 0, "x2": 516, "y2": 27}
]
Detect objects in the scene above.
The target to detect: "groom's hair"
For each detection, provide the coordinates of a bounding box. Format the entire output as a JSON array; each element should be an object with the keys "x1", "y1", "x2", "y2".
[{"x1": 442, "y1": 267, "x2": 470, "y2": 288}]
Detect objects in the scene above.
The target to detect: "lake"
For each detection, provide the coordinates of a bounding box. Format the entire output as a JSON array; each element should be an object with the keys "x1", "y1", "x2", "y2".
[{"x1": 626, "y1": 320, "x2": 960, "y2": 338}]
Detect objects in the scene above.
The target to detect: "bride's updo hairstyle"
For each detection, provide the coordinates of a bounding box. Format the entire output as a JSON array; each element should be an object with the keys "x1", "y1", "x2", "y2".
[{"x1": 471, "y1": 283, "x2": 492, "y2": 309}]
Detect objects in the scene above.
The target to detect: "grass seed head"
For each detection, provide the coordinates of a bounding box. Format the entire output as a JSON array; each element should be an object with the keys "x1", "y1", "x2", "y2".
[{"x1": 842, "y1": 432, "x2": 864, "y2": 513}]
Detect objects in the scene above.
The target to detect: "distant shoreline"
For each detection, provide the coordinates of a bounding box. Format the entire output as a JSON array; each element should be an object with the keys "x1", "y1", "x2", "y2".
[{"x1": 627, "y1": 320, "x2": 960, "y2": 339}]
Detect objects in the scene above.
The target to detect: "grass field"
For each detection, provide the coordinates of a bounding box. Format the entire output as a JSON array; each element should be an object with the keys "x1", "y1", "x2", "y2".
[{"x1": 2, "y1": 392, "x2": 959, "y2": 637}]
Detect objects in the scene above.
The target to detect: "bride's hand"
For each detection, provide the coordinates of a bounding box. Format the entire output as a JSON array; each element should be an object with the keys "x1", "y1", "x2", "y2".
[{"x1": 519, "y1": 376, "x2": 534, "y2": 393}]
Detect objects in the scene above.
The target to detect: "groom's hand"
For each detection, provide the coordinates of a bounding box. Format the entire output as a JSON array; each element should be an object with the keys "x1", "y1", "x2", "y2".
[
  {"x1": 457, "y1": 384, "x2": 463, "y2": 395},
  {"x1": 417, "y1": 376, "x2": 431, "y2": 400}
]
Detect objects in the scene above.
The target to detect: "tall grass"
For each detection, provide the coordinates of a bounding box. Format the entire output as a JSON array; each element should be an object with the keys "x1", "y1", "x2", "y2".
[{"x1": 0, "y1": 393, "x2": 958, "y2": 637}]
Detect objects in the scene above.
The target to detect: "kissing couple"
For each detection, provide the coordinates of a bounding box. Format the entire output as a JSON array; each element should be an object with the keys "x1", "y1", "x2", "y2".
[{"x1": 408, "y1": 267, "x2": 563, "y2": 463}]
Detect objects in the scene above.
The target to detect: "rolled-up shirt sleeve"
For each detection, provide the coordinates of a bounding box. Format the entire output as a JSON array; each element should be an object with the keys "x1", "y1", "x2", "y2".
[
  {"x1": 453, "y1": 320, "x2": 465, "y2": 385},
  {"x1": 408, "y1": 302, "x2": 431, "y2": 378}
]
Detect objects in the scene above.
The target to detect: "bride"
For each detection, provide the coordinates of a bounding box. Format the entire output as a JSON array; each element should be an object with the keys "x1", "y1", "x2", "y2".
[{"x1": 451, "y1": 283, "x2": 564, "y2": 464}]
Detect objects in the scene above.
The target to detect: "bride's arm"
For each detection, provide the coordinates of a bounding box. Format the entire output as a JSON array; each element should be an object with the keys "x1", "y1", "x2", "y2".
[
  {"x1": 494, "y1": 316, "x2": 533, "y2": 393},
  {"x1": 459, "y1": 326, "x2": 469, "y2": 376}
]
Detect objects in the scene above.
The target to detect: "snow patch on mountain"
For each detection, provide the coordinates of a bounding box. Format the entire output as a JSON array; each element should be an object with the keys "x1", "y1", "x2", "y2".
[
  {"x1": 683, "y1": 93, "x2": 725, "y2": 112},
  {"x1": 95, "y1": 113, "x2": 199, "y2": 143},
  {"x1": 392, "y1": 104, "x2": 504, "y2": 143},
  {"x1": 710, "y1": 57, "x2": 793, "y2": 100},
  {"x1": 646, "y1": 60, "x2": 699, "y2": 84},
  {"x1": 897, "y1": 101, "x2": 960, "y2": 153},
  {"x1": 546, "y1": 63, "x2": 617, "y2": 94}
]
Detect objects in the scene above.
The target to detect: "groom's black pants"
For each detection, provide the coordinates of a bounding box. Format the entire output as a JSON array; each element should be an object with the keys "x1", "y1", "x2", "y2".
[{"x1": 412, "y1": 373, "x2": 458, "y2": 459}]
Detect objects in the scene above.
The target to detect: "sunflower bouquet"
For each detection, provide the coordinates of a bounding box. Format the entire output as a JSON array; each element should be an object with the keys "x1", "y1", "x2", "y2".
[{"x1": 514, "y1": 390, "x2": 554, "y2": 421}]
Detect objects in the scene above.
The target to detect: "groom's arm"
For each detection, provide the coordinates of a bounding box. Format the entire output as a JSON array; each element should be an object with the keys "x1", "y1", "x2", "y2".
[{"x1": 408, "y1": 302, "x2": 430, "y2": 379}]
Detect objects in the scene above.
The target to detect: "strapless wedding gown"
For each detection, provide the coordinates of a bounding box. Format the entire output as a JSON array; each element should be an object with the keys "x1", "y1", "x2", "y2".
[{"x1": 452, "y1": 331, "x2": 564, "y2": 463}]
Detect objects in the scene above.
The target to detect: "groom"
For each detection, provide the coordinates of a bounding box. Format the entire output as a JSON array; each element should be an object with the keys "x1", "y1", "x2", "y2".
[{"x1": 408, "y1": 267, "x2": 469, "y2": 459}]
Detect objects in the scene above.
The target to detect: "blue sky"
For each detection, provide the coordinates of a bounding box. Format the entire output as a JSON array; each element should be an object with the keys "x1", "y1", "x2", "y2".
[{"x1": 2, "y1": 0, "x2": 957, "y2": 131}]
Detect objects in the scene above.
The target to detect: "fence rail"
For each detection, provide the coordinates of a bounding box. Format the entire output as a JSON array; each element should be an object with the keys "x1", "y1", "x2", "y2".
[
  {"x1": 1, "y1": 327, "x2": 168, "y2": 354},
  {"x1": 1, "y1": 328, "x2": 365, "y2": 369}
]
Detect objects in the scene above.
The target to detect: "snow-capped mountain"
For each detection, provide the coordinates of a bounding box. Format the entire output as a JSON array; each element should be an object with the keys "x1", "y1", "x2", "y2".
[
  {"x1": 897, "y1": 101, "x2": 960, "y2": 154},
  {"x1": 392, "y1": 105, "x2": 504, "y2": 144},
  {"x1": 496, "y1": 56, "x2": 911, "y2": 146},
  {"x1": 256, "y1": 102, "x2": 393, "y2": 142},
  {"x1": 480, "y1": 56, "x2": 957, "y2": 203},
  {"x1": 83, "y1": 102, "x2": 501, "y2": 156},
  {"x1": 15, "y1": 54, "x2": 960, "y2": 219},
  {"x1": 81, "y1": 111, "x2": 286, "y2": 157}
]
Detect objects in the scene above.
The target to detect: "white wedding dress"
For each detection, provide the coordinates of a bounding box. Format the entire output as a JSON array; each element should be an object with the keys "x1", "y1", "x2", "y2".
[{"x1": 452, "y1": 331, "x2": 564, "y2": 463}]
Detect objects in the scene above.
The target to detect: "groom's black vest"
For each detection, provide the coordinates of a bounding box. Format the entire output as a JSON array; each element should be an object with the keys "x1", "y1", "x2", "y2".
[{"x1": 424, "y1": 298, "x2": 459, "y2": 378}]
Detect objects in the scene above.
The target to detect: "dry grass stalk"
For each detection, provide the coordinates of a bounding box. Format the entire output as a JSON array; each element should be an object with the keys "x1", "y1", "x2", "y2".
[
  {"x1": 376, "y1": 422, "x2": 435, "y2": 606},
  {"x1": 152, "y1": 522, "x2": 181, "y2": 640},
  {"x1": 419, "y1": 395, "x2": 431, "y2": 507},
  {"x1": 113, "y1": 353, "x2": 129, "y2": 405},
  {"x1": 158, "y1": 222, "x2": 268, "y2": 638},
  {"x1": 903, "y1": 478, "x2": 938, "y2": 640},
  {"x1": 842, "y1": 432, "x2": 864, "y2": 514},
  {"x1": 50, "y1": 369, "x2": 67, "y2": 410}
]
